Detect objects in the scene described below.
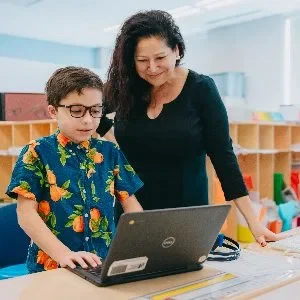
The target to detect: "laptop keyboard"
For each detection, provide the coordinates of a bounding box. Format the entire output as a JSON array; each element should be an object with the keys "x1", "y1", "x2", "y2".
[{"x1": 85, "y1": 265, "x2": 103, "y2": 276}]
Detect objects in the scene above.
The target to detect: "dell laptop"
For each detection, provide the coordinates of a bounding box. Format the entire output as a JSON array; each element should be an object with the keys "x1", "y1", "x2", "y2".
[{"x1": 67, "y1": 204, "x2": 230, "y2": 286}]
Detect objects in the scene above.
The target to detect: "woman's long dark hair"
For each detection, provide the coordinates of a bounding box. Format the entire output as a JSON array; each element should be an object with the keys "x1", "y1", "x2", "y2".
[{"x1": 104, "y1": 10, "x2": 186, "y2": 119}]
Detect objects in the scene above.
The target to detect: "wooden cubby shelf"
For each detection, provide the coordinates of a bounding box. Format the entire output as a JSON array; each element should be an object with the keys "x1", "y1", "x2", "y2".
[
  {"x1": 0, "y1": 119, "x2": 56, "y2": 200},
  {"x1": 2, "y1": 119, "x2": 300, "y2": 240},
  {"x1": 207, "y1": 121, "x2": 300, "y2": 239}
]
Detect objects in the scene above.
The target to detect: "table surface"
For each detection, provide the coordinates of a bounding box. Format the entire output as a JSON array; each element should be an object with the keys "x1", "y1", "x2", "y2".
[{"x1": 2, "y1": 227, "x2": 300, "y2": 300}]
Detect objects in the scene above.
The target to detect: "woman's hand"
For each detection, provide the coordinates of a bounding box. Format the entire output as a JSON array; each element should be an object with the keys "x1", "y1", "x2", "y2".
[
  {"x1": 233, "y1": 195, "x2": 292, "y2": 247},
  {"x1": 249, "y1": 222, "x2": 294, "y2": 246}
]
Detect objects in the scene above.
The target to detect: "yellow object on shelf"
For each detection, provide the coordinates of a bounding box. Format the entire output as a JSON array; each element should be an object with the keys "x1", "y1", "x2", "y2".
[
  {"x1": 237, "y1": 224, "x2": 255, "y2": 243},
  {"x1": 236, "y1": 200, "x2": 265, "y2": 243}
]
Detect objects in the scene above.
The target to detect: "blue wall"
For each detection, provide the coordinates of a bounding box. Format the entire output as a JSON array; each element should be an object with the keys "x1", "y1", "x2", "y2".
[{"x1": 0, "y1": 34, "x2": 99, "y2": 68}]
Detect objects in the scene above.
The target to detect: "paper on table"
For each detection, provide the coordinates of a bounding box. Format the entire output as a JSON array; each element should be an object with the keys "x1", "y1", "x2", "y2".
[{"x1": 205, "y1": 249, "x2": 300, "y2": 276}]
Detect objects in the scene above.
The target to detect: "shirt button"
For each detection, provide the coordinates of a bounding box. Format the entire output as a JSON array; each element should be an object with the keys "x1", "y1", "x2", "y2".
[
  {"x1": 69, "y1": 150, "x2": 72, "y2": 152},
  {"x1": 85, "y1": 213, "x2": 89, "y2": 218},
  {"x1": 85, "y1": 237, "x2": 89, "y2": 241},
  {"x1": 83, "y1": 189, "x2": 86, "y2": 193}
]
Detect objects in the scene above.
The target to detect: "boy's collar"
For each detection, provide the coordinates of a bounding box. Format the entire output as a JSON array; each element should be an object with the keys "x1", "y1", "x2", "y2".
[{"x1": 55, "y1": 131, "x2": 91, "y2": 150}]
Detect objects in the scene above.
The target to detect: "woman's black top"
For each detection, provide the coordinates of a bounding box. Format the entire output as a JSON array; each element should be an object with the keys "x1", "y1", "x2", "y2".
[{"x1": 97, "y1": 70, "x2": 248, "y2": 210}]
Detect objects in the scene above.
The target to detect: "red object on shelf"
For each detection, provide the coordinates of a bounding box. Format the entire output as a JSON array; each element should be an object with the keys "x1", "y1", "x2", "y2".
[
  {"x1": 291, "y1": 170, "x2": 300, "y2": 200},
  {"x1": 292, "y1": 216, "x2": 300, "y2": 228},
  {"x1": 243, "y1": 174, "x2": 254, "y2": 191},
  {"x1": 268, "y1": 220, "x2": 282, "y2": 233}
]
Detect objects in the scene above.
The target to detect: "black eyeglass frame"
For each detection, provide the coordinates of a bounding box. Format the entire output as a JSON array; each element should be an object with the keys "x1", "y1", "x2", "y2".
[{"x1": 56, "y1": 104, "x2": 103, "y2": 118}]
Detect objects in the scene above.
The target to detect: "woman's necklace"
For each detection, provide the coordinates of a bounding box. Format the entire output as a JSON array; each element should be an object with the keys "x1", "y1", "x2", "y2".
[{"x1": 147, "y1": 100, "x2": 164, "y2": 119}]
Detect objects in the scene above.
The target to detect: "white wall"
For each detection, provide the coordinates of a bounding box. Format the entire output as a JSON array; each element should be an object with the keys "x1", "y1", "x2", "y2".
[
  {"x1": 1, "y1": 15, "x2": 298, "y2": 111},
  {"x1": 184, "y1": 15, "x2": 286, "y2": 111},
  {"x1": 291, "y1": 16, "x2": 300, "y2": 105},
  {"x1": 0, "y1": 57, "x2": 105, "y2": 93}
]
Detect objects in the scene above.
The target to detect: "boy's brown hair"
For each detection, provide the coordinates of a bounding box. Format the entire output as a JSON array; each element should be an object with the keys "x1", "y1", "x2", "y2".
[{"x1": 45, "y1": 66, "x2": 104, "y2": 106}]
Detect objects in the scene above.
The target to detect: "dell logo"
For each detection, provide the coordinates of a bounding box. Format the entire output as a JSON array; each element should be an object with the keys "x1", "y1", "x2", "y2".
[{"x1": 162, "y1": 237, "x2": 175, "y2": 248}]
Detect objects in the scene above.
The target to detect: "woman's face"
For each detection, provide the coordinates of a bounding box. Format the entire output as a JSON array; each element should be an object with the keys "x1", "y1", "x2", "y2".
[{"x1": 134, "y1": 36, "x2": 179, "y2": 87}]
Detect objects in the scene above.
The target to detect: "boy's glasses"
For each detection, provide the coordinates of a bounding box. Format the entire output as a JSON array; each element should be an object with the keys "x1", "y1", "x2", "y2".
[{"x1": 56, "y1": 104, "x2": 103, "y2": 118}]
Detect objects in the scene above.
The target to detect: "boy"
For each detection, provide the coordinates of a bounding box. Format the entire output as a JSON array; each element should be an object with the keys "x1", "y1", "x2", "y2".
[{"x1": 6, "y1": 66, "x2": 143, "y2": 273}]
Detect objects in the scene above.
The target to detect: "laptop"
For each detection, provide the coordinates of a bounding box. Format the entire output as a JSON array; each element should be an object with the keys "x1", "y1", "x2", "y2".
[{"x1": 67, "y1": 204, "x2": 230, "y2": 286}]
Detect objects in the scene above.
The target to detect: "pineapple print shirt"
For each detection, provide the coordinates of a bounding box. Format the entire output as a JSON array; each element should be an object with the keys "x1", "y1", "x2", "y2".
[{"x1": 6, "y1": 131, "x2": 143, "y2": 273}]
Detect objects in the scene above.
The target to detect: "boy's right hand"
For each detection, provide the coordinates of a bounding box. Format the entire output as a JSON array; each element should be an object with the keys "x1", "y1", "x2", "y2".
[{"x1": 57, "y1": 250, "x2": 102, "y2": 269}]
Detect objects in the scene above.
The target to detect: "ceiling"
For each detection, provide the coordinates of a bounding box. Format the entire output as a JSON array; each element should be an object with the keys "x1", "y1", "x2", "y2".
[{"x1": 0, "y1": 0, "x2": 300, "y2": 47}]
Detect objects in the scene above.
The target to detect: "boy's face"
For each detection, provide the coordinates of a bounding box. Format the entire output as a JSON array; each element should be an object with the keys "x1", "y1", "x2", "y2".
[{"x1": 48, "y1": 88, "x2": 102, "y2": 144}]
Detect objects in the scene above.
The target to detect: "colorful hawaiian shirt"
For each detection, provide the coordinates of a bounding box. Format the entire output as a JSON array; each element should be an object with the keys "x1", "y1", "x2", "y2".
[{"x1": 6, "y1": 131, "x2": 143, "y2": 273}]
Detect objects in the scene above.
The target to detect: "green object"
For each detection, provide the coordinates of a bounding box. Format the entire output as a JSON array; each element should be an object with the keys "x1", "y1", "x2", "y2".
[{"x1": 274, "y1": 173, "x2": 284, "y2": 205}]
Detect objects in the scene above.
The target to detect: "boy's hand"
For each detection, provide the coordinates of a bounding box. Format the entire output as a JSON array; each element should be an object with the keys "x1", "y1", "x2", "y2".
[{"x1": 58, "y1": 250, "x2": 102, "y2": 269}]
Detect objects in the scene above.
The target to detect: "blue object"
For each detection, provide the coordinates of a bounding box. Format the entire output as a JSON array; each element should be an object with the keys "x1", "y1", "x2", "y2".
[
  {"x1": 270, "y1": 112, "x2": 284, "y2": 122},
  {"x1": 212, "y1": 233, "x2": 225, "y2": 250},
  {"x1": 0, "y1": 264, "x2": 28, "y2": 280},
  {"x1": 0, "y1": 203, "x2": 30, "y2": 279},
  {"x1": 278, "y1": 200, "x2": 299, "y2": 231},
  {"x1": 209, "y1": 234, "x2": 240, "y2": 261}
]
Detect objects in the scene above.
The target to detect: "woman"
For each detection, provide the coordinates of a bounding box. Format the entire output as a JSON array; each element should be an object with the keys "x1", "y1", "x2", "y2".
[{"x1": 98, "y1": 10, "x2": 285, "y2": 245}]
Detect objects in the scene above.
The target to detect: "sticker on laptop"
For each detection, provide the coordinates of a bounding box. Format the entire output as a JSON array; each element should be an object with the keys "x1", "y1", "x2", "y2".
[{"x1": 107, "y1": 256, "x2": 148, "y2": 276}]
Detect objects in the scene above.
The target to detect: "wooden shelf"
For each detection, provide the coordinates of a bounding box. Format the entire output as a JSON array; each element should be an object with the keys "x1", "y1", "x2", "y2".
[
  {"x1": 0, "y1": 156, "x2": 14, "y2": 200},
  {"x1": 274, "y1": 152, "x2": 291, "y2": 184},
  {"x1": 12, "y1": 124, "x2": 30, "y2": 147},
  {"x1": 50, "y1": 122, "x2": 58, "y2": 134},
  {"x1": 1, "y1": 119, "x2": 300, "y2": 235},
  {"x1": 259, "y1": 125, "x2": 274, "y2": 149},
  {"x1": 291, "y1": 125, "x2": 300, "y2": 144},
  {"x1": 229, "y1": 124, "x2": 238, "y2": 144},
  {"x1": 274, "y1": 125, "x2": 290, "y2": 150},
  {"x1": 0, "y1": 119, "x2": 56, "y2": 200},
  {"x1": 207, "y1": 121, "x2": 300, "y2": 240},
  {"x1": 238, "y1": 154, "x2": 259, "y2": 189},
  {"x1": 237, "y1": 124, "x2": 258, "y2": 149},
  {"x1": 0, "y1": 125, "x2": 12, "y2": 150},
  {"x1": 31, "y1": 123, "x2": 51, "y2": 140},
  {"x1": 259, "y1": 154, "x2": 274, "y2": 199}
]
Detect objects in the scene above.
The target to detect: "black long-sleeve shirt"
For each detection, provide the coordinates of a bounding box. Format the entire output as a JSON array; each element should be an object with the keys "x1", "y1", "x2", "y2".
[{"x1": 97, "y1": 70, "x2": 248, "y2": 210}]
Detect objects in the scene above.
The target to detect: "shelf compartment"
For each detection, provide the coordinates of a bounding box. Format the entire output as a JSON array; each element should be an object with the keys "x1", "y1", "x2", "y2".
[
  {"x1": 274, "y1": 152, "x2": 291, "y2": 185},
  {"x1": 0, "y1": 156, "x2": 13, "y2": 200},
  {"x1": 229, "y1": 124, "x2": 238, "y2": 144},
  {"x1": 238, "y1": 154, "x2": 259, "y2": 190},
  {"x1": 274, "y1": 125, "x2": 290, "y2": 150},
  {"x1": 31, "y1": 123, "x2": 51, "y2": 140},
  {"x1": 0, "y1": 125, "x2": 12, "y2": 150},
  {"x1": 12, "y1": 124, "x2": 30, "y2": 147},
  {"x1": 259, "y1": 125, "x2": 274, "y2": 150},
  {"x1": 237, "y1": 124, "x2": 259, "y2": 149},
  {"x1": 259, "y1": 154, "x2": 274, "y2": 199},
  {"x1": 50, "y1": 122, "x2": 58, "y2": 134},
  {"x1": 292, "y1": 152, "x2": 300, "y2": 164},
  {"x1": 291, "y1": 125, "x2": 300, "y2": 145}
]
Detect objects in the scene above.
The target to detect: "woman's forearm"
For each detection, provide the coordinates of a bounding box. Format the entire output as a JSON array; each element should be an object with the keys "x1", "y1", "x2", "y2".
[{"x1": 233, "y1": 195, "x2": 258, "y2": 227}]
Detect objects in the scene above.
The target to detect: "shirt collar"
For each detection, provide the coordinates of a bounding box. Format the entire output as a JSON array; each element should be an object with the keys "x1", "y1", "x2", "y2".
[{"x1": 55, "y1": 131, "x2": 91, "y2": 150}]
